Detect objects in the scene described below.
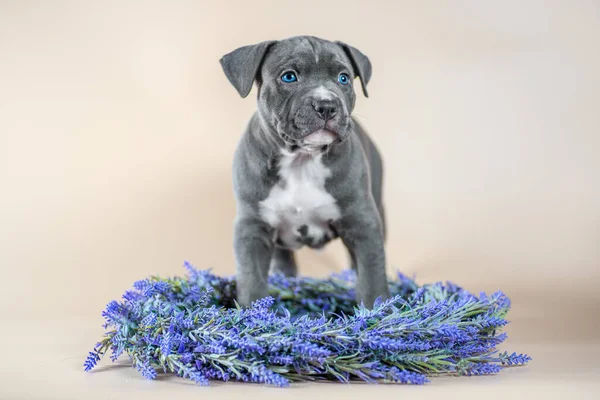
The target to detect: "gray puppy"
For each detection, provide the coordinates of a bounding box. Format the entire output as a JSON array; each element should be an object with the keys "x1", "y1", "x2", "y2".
[{"x1": 220, "y1": 36, "x2": 389, "y2": 308}]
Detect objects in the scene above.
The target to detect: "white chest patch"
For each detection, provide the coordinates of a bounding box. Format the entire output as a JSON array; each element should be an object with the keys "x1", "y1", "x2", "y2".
[{"x1": 259, "y1": 149, "x2": 341, "y2": 250}]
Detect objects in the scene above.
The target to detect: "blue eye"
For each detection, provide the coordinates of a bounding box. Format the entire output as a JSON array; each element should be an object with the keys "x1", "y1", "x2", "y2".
[
  {"x1": 338, "y1": 73, "x2": 350, "y2": 85},
  {"x1": 281, "y1": 72, "x2": 297, "y2": 83}
]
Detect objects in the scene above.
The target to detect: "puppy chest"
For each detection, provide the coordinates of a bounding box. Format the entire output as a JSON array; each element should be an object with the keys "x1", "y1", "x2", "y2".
[{"x1": 259, "y1": 152, "x2": 340, "y2": 250}]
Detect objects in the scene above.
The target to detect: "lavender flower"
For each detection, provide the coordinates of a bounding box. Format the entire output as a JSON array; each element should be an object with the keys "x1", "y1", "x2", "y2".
[
  {"x1": 386, "y1": 367, "x2": 429, "y2": 384},
  {"x1": 83, "y1": 351, "x2": 100, "y2": 372},
  {"x1": 189, "y1": 371, "x2": 210, "y2": 386},
  {"x1": 248, "y1": 365, "x2": 290, "y2": 387},
  {"x1": 462, "y1": 363, "x2": 503, "y2": 376},
  {"x1": 84, "y1": 262, "x2": 530, "y2": 386},
  {"x1": 137, "y1": 361, "x2": 157, "y2": 380},
  {"x1": 499, "y1": 352, "x2": 532, "y2": 365}
]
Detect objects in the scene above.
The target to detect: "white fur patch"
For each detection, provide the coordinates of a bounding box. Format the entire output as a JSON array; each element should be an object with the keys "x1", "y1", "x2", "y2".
[
  {"x1": 313, "y1": 85, "x2": 334, "y2": 100},
  {"x1": 259, "y1": 150, "x2": 340, "y2": 250}
]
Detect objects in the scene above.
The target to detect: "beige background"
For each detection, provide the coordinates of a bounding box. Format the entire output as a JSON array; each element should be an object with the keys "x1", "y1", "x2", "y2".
[{"x1": 1, "y1": 1, "x2": 599, "y2": 399}]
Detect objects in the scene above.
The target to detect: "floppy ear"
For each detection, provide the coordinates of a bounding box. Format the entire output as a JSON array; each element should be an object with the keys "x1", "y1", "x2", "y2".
[
  {"x1": 219, "y1": 40, "x2": 277, "y2": 98},
  {"x1": 336, "y1": 41, "x2": 372, "y2": 97}
]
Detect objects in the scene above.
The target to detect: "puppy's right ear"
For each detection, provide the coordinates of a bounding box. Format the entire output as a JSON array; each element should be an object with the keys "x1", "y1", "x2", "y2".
[{"x1": 220, "y1": 41, "x2": 277, "y2": 98}]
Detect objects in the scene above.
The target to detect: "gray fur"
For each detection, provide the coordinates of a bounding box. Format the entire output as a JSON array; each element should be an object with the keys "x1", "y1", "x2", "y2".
[{"x1": 221, "y1": 36, "x2": 389, "y2": 308}]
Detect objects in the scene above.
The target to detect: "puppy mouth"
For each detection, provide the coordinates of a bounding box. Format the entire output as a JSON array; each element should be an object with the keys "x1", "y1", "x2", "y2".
[
  {"x1": 302, "y1": 129, "x2": 337, "y2": 147},
  {"x1": 293, "y1": 128, "x2": 341, "y2": 154},
  {"x1": 277, "y1": 118, "x2": 349, "y2": 153}
]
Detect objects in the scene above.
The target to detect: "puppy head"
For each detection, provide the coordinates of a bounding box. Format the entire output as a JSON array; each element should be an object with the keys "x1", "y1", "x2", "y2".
[{"x1": 220, "y1": 36, "x2": 371, "y2": 151}]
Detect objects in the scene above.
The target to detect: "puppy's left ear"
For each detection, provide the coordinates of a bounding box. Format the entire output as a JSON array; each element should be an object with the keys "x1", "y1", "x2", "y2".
[
  {"x1": 220, "y1": 40, "x2": 277, "y2": 98},
  {"x1": 336, "y1": 41, "x2": 372, "y2": 98}
]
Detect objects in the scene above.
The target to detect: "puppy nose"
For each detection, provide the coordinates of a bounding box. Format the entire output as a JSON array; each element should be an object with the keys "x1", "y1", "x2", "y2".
[{"x1": 312, "y1": 100, "x2": 337, "y2": 120}]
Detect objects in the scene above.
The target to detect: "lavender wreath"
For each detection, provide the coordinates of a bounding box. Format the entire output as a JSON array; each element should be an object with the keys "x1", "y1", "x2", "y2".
[{"x1": 84, "y1": 262, "x2": 530, "y2": 386}]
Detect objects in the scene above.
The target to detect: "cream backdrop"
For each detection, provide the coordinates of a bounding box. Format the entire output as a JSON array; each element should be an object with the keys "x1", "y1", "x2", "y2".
[{"x1": 0, "y1": 1, "x2": 599, "y2": 398}]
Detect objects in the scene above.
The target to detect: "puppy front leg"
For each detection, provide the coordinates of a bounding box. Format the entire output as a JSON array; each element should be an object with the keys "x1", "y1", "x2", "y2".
[
  {"x1": 234, "y1": 216, "x2": 274, "y2": 307},
  {"x1": 335, "y1": 207, "x2": 389, "y2": 308}
]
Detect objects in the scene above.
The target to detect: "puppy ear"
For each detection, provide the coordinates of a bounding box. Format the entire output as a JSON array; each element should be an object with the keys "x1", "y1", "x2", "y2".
[
  {"x1": 336, "y1": 41, "x2": 372, "y2": 98},
  {"x1": 220, "y1": 40, "x2": 277, "y2": 98}
]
